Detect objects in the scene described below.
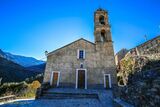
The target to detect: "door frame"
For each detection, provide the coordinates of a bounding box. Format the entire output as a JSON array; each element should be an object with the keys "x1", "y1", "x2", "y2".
[
  {"x1": 76, "y1": 69, "x2": 87, "y2": 89},
  {"x1": 50, "y1": 71, "x2": 60, "y2": 87},
  {"x1": 104, "y1": 74, "x2": 112, "y2": 88}
]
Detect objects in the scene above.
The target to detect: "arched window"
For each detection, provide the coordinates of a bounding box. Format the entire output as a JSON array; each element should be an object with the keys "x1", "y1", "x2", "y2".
[
  {"x1": 99, "y1": 15, "x2": 105, "y2": 25},
  {"x1": 101, "y1": 30, "x2": 106, "y2": 42}
]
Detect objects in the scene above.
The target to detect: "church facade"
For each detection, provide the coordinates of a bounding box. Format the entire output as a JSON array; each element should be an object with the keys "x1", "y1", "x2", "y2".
[{"x1": 43, "y1": 8, "x2": 117, "y2": 89}]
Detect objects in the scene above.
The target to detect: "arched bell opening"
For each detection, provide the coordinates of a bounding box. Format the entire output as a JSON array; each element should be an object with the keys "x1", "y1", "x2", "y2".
[
  {"x1": 99, "y1": 15, "x2": 105, "y2": 25},
  {"x1": 100, "y1": 30, "x2": 106, "y2": 42}
]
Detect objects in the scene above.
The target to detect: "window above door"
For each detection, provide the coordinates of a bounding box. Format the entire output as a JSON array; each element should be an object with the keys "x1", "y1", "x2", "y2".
[{"x1": 77, "y1": 49, "x2": 85, "y2": 59}]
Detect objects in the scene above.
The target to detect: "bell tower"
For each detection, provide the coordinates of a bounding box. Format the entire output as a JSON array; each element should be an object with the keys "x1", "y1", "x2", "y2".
[{"x1": 94, "y1": 8, "x2": 112, "y2": 44}]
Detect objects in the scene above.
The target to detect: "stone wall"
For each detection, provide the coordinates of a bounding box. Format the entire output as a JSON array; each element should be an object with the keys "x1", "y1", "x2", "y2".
[
  {"x1": 43, "y1": 39, "x2": 117, "y2": 88},
  {"x1": 126, "y1": 35, "x2": 160, "y2": 56}
]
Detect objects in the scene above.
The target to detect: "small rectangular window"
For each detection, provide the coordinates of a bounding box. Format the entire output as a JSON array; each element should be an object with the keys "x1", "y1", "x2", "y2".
[
  {"x1": 79, "y1": 50, "x2": 84, "y2": 59},
  {"x1": 77, "y1": 49, "x2": 85, "y2": 59}
]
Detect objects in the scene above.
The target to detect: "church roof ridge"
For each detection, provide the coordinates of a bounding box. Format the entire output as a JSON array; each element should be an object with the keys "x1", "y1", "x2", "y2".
[{"x1": 47, "y1": 38, "x2": 95, "y2": 56}]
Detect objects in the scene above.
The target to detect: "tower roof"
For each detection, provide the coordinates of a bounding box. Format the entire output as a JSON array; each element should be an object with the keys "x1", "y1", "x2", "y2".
[
  {"x1": 97, "y1": 8, "x2": 104, "y2": 11},
  {"x1": 95, "y1": 8, "x2": 108, "y2": 14}
]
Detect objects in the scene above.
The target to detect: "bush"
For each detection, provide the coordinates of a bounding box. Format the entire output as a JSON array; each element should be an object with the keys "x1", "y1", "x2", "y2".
[
  {"x1": 0, "y1": 81, "x2": 41, "y2": 98},
  {"x1": 29, "y1": 80, "x2": 41, "y2": 89},
  {"x1": 0, "y1": 82, "x2": 28, "y2": 97}
]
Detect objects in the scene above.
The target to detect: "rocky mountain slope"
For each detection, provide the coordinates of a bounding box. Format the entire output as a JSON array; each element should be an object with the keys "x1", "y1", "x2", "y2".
[
  {"x1": 0, "y1": 50, "x2": 46, "y2": 84},
  {"x1": 0, "y1": 49, "x2": 45, "y2": 67},
  {"x1": 0, "y1": 57, "x2": 39, "y2": 84},
  {"x1": 27, "y1": 63, "x2": 46, "y2": 73}
]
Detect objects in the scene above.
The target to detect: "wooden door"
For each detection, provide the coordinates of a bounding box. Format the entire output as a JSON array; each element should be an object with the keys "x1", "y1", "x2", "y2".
[
  {"x1": 52, "y1": 72, "x2": 58, "y2": 87},
  {"x1": 78, "y1": 70, "x2": 85, "y2": 89},
  {"x1": 105, "y1": 75, "x2": 110, "y2": 89}
]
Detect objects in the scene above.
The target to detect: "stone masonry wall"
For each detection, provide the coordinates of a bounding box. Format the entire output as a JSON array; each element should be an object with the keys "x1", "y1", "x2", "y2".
[
  {"x1": 127, "y1": 35, "x2": 160, "y2": 56},
  {"x1": 43, "y1": 39, "x2": 117, "y2": 88}
]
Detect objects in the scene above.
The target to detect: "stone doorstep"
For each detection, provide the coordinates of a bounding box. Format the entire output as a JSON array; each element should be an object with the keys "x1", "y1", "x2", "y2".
[
  {"x1": 43, "y1": 88, "x2": 113, "y2": 99},
  {"x1": 43, "y1": 91, "x2": 98, "y2": 96},
  {"x1": 44, "y1": 89, "x2": 113, "y2": 99},
  {"x1": 39, "y1": 88, "x2": 114, "y2": 107},
  {"x1": 46, "y1": 88, "x2": 111, "y2": 94},
  {"x1": 41, "y1": 89, "x2": 100, "y2": 100},
  {"x1": 41, "y1": 92, "x2": 99, "y2": 100}
]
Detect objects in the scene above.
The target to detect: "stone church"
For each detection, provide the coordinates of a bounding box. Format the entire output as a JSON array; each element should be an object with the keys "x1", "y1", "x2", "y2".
[{"x1": 43, "y1": 8, "x2": 117, "y2": 89}]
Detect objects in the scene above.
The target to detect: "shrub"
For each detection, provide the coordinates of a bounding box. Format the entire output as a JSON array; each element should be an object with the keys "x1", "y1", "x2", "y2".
[
  {"x1": 29, "y1": 80, "x2": 41, "y2": 89},
  {"x1": 0, "y1": 81, "x2": 28, "y2": 97},
  {"x1": 0, "y1": 81, "x2": 41, "y2": 98}
]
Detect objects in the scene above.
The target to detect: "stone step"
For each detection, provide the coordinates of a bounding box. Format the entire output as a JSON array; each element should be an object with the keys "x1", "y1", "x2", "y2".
[
  {"x1": 42, "y1": 94, "x2": 98, "y2": 99},
  {"x1": 40, "y1": 95, "x2": 98, "y2": 99},
  {"x1": 43, "y1": 91, "x2": 97, "y2": 95},
  {"x1": 40, "y1": 91, "x2": 99, "y2": 99}
]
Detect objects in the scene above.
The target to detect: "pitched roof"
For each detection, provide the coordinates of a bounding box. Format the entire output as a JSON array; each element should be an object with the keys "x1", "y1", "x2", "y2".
[{"x1": 47, "y1": 38, "x2": 95, "y2": 56}]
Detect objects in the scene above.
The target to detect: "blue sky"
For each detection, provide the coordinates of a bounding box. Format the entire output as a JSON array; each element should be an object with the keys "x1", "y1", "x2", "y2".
[{"x1": 0, "y1": 0, "x2": 160, "y2": 60}]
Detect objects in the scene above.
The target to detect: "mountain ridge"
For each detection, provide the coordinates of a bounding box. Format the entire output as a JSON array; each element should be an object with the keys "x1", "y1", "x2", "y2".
[
  {"x1": 0, "y1": 57, "x2": 38, "y2": 83},
  {"x1": 0, "y1": 49, "x2": 45, "y2": 67}
]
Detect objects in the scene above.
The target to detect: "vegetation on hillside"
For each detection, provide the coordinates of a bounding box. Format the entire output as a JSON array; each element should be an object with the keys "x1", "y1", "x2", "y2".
[
  {"x1": 117, "y1": 56, "x2": 149, "y2": 85},
  {"x1": 0, "y1": 55, "x2": 45, "y2": 99},
  {"x1": 0, "y1": 80, "x2": 41, "y2": 98},
  {"x1": 117, "y1": 55, "x2": 160, "y2": 106},
  {"x1": 0, "y1": 72, "x2": 43, "y2": 98}
]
